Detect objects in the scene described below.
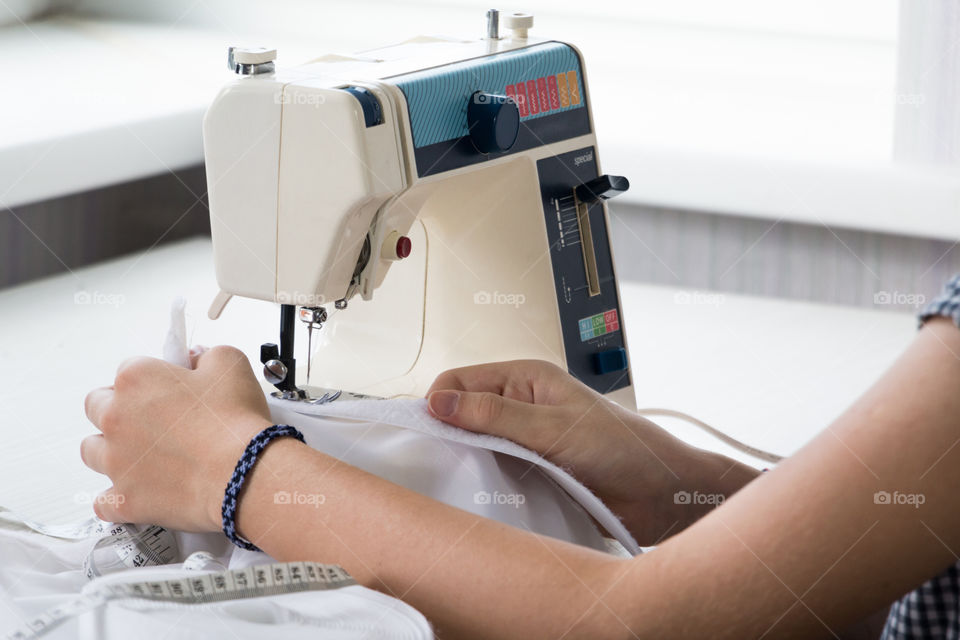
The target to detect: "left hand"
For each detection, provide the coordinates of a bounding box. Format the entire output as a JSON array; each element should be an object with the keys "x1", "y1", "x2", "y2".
[
  {"x1": 81, "y1": 346, "x2": 273, "y2": 531},
  {"x1": 426, "y1": 360, "x2": 761, "y2": 544}
]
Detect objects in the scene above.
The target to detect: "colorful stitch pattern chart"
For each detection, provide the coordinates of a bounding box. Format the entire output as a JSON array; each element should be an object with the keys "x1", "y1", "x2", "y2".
[{"x1": 505, "y1": 69, "x2": 581, "y2": 118}]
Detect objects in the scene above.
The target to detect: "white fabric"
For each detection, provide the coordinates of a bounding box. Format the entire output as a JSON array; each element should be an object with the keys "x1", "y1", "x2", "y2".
[
  {"x1": 0, "y1": 519, "x2": 431, "y2": 639},
  {"x1": 0, "y1": 300, "x2": 639, "y2": 638},
  {"x1": 268, "y1": 396, "x2": 641, "y2": 555},
  {"x1": 161, "y1": 296, "x2": 189, "y2": 368}
]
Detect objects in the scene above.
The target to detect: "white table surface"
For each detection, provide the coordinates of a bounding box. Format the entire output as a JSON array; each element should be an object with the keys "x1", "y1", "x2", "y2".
[{"x1": 0, "y1": 237, "x2": 917, "y2": 524}]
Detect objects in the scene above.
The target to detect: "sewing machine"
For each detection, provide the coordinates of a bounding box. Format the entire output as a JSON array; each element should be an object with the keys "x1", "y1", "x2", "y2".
[{"x1": 203, "y1": 10, "x2": 636, "y2": 409}]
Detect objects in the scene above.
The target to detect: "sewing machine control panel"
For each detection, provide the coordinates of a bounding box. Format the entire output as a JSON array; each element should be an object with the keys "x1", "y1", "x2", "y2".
[
  {"x1": 391, "y1": 42, "x2": 631, "y2": 393},
  {"x1": 537, "y1": 147, "x2": 631, "y2": 394},
  {"x1": 393, "y1": 41, "x2": 591, "y2": 177}
]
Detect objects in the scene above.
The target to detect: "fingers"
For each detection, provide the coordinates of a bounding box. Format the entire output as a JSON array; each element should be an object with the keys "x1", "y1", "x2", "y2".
[
  {"x1": 84, "y1": 387, "x2": 114, "y2": 430},
  {"x1": 92, "y1": 487, "x2": 126, "y2": 523},
  {"x1": 115, "y1": 356, "x2": 169, "y2": 389},
  {"x1": 80, "y1": 434, "x2": 108, "y2": 473},
  {"x1": 193, "y1": 345, "x2": 249, "y2": 376},
  {"x1": 427, "y1": 360, "x2": 554, "y2": 402},
  {"x1": 427, "y1": 389, "x2": 560, "y2": 451}
]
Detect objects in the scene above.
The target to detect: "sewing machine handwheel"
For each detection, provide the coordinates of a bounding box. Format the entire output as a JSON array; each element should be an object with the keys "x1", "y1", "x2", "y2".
[{"x1": 467, "y1": 91, "x2": 520, "y2": 154}]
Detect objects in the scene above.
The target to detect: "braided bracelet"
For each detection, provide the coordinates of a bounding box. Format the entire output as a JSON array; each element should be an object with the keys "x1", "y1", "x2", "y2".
[{"x1": 221, "y1": 424, "x2": 306, "y2": 551}]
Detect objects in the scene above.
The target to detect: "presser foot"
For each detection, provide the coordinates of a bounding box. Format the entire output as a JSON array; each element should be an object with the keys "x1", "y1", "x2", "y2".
[
  {"x1": 269, "y1": 387, "x2": 382, "y2": 404},
  {"x1": 269, "y1": 387, "x2": 344, "y2": 404}
]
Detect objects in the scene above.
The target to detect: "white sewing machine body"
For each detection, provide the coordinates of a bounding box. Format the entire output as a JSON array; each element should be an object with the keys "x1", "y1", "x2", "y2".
[{"x1": 203, "y1": 21, "x2": 636, "y2": 409}]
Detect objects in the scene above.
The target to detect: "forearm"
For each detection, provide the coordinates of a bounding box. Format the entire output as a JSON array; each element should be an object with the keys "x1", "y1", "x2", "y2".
[
  {"x1": 607, "y1": 318, "x2": 960, "y2": 637},
  {"x1": 234, "y1": 439, "x2": 630, "y2": 638}
]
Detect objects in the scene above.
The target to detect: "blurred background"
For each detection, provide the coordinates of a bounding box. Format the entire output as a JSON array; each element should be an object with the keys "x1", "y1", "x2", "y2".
[{"x1": 3, "y1": 0, "x2": 959, "y2": 307}]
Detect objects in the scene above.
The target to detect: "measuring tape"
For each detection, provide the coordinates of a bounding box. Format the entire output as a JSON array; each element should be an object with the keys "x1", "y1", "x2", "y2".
[
  {"x1": 82, "y1": 523, "x2": 180, "y2": 579},
  {"x1": 5, "y1": 561, "x2": 356, "y2": 640},
  {"x1": 0, "y1": 510, "x2": 356, "y2": 638},
  {"x1": 0, "y1": 512, "x2": 181, "y2": 580}
]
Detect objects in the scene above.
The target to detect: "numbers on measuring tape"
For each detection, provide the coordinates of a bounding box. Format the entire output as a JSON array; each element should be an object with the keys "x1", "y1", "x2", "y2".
[{"x1": 83, "y1": 523, "x2": 180, "y2": 580}]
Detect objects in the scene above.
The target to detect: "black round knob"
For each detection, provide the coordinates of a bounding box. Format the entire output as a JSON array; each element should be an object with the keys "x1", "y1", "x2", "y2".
[{"x1": 467, "y1": 91, "x2": 520, "y2": 154}]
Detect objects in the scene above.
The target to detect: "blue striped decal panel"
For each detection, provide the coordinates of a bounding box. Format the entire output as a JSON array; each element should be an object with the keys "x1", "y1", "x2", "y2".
[{"x1": 392, "y1": 42, "x2": 585, "y2": 149}]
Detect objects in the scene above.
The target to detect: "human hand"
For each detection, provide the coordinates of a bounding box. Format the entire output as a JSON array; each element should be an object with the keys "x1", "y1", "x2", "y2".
[
  {"x1": 427, "y1": 360, "x2": 758, "y2": 544},
  {"x1": 81, "y1": 346, "x2": 273, "y2": 532}
]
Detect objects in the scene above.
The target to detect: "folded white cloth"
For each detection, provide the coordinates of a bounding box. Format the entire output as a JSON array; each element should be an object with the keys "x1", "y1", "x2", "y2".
[
  {"x1": 0, "y1": 519, "x2": 431, "y2": 639},
  {"x1": 266, "y1": 396, "x2": 640, "y2": 555}
]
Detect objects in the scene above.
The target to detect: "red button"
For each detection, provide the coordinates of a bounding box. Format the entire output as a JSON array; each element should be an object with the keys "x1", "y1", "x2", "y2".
[{"x1": 396, "y1": 236, "x2": 412, "y2": 259}]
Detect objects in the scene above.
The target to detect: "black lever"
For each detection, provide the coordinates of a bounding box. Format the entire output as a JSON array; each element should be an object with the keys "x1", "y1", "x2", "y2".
[{"x1": 575, "y1": 174, "x2": 630, "y2": 204}]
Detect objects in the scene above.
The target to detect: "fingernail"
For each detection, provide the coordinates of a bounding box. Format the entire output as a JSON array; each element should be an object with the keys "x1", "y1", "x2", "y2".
[{"x1": 429, "y1": 390, "x2": 459, "y2": 417}]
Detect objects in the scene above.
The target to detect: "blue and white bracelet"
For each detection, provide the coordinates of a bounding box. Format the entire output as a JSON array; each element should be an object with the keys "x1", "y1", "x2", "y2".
[{"x1": 221, "y1": 424, "x2": 306, "y2": 551}]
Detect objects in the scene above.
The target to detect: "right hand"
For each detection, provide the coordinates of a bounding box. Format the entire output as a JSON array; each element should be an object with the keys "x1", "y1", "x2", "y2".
[
  {"x1": 82, "y1": 346, "x2": 274, "y2": 532},
  {"x1": 426, "y1": 360, "x2": 748, "y2": 545}
]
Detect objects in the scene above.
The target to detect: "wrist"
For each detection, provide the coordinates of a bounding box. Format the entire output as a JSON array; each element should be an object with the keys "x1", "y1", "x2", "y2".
[
  {"x1": 613, "y1": 415, "x2": 761, "y2": 544},
  {"x1": 208, "y1": 416, "x2": 277, "y2": 533},
  {"x1": 663, "y1": 443, "x2": 761, "y2": 532},
  {"x1": 229, "y1": 436, "x2": 321, "y2": 548}
]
